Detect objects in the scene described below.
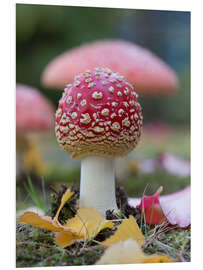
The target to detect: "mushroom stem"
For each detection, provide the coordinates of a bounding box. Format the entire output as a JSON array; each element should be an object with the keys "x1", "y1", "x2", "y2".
[{"x1": 79, "y1": 156, "x2": 118, "y2": 216}]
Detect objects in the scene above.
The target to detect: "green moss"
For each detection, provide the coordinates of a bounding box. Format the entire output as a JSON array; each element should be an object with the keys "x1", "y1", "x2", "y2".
[
  {"x1": 144, "y1": 227, "x2": 191, "y2": 262},
  {"x1": 16, "y1": 223, "x2": 105, "y2": 267}
]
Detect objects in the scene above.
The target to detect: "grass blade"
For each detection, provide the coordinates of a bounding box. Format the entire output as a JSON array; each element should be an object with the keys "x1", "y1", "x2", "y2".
[
  {"x1": 41, "y1": 176, "x2": 47, "y2": 210},
  {"x1": 27, "y1": 176, "x2": 45, "y2": 211}
]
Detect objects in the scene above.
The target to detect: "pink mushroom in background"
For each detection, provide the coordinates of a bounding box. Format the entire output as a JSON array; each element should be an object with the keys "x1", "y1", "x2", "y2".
[
  {"x1": 16, "y1": 84, "x2": 55, "y2": 133},
  {"x1": 41, "y1": 39, "x2": 179, "y2": 96},
  {"x1": 16, "y1": 83, "x2": 55, "y2": 177}
]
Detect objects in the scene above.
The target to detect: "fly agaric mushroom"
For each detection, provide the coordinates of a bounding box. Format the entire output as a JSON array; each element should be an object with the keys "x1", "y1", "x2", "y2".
[
  {"x1": 16, "y1": 84, "x2": 55, "y2": 176},
  {"x1": 55, "y1": 67, "x2": 143, "y2": 216},
  {"x1": 42, "y1": 39, "x2": 178, "y2": 96}
]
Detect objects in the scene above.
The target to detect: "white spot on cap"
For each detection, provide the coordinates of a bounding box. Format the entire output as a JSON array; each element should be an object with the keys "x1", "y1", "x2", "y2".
[
  {"x1": 92, "y1": 91, "x2": 103, "y2": 99},
  {"x1": 74, "y1": 81, "x2": 81, "y2": 87},
  {"x1": 55, "y1": 108, "x2": 62, "y2": 118},
  {"x1": 118, "y1": 109, "x2": 124, "y2": 116},
  {"x1": 108, "y1": 86, "x2": 114, "y2": 93},
  {"x1": 93, "y1": 113, "x2": 97, "y2": 120},
  {"x1": 60, "y1": 113, "x2": 70, "y2": 125},
  {"x1": 69, "y1": 123, "x2": 75, "y2": 129},
  {"x1": 134, "y1": 113, "x2": 138, "y2": 120},
  {"x1": 110, "y1": 113, "x2": 116, "y2": 119},
  {"x1": 102, "y1": 80, "x2": 108, "y2": 85},
  {"x1": 71, "y1": 112, "x2": 77, "y2": 119},
  {"x1": 122, "y1": 118, "x2": 130, "y2": 127},
  {"x1": 85, "y1": 78, "x2": 92, "y2": 83},
  {"x1": 111, "y1": 122, "x2": 120, "y2": 131},
  {"x1": 130, "y1": 126, "x2": 135, "y2": 132},
  {"x1": 88, "y1": 82, "x2": 96, "y2": 88},
  {"x1": 86, "y1": 131, "x2": 95, "y2": 137},
  {"x1": 129, "y1": 100, "x2": 135, "y2": 106},
  {"x1": 132, "y1": 91, "x2": 138, "y2": 97},
  {"x1": 117, "y1": 91, "x2": 122, "y2": 96},
  {"x1": 110, "y1": 79, "x2": 116, "y2": 83},
  {"x1": 77, "y1": 93, "x2": 82, "y2": 99},
  {"x1": 60, "y1": 126, "x2": 69, "y2": 133},
  {"x1": 112, "y1": 102, "x2": 118, "y2": 107},
  {"x1": 66, "y1": 96, "x2": 72, "y2": 105},
  {"x1": 84, "y1": 72, "x2": 91, "y2": 77},
  {"x1": 93, "y1": 126, "x2": 104, "y2": 133},
  {"x1": 124, "y1": 87, "x2": 129, "y2": 95},
  {"x1": 101, "y1": 108, "x2": 109, "y2": 116},
  {"x1": 123, "y1": 102, "x2": 129, "y2": 107},
  {"x1": 105, "y1": 68, "x2": 112, "y2": 74},
  {"x1": 77, "y1": 133, "x2": 83, "y2": 138},
  {"x1": 80, "y1": 99, "x2": 87, "y2": 107},
  {"x1": 80, "y1": 113, "x2": 91, "y2": 124}
]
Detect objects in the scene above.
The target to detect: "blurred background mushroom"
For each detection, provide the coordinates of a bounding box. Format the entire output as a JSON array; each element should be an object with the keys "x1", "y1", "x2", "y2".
[
  {"x1": 16, "y1": 5, "x2": 190, "y2": 205},
  {"x1": 41, "y1": 39, "x2": 179, "y2": 96},
  {"x1": 16, "y1": 83, "x2": 55, "y2": 179}
]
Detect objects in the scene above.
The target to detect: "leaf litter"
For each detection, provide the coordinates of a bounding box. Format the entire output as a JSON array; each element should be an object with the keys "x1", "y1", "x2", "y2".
[{"x1": 17, "y1": 184, "x2": 190, "y2": 265}]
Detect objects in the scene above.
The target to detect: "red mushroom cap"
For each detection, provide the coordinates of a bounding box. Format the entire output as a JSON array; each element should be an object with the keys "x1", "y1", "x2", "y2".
[
  {"x1": 16, "y1": 84, "x2": 55, "y2": 132},
  {"x1": 55, "y1": 67, "x2": 143, "y2": 159},
  {"x1": 42, "y1": 40, "x2": 179, "y2": 95}
]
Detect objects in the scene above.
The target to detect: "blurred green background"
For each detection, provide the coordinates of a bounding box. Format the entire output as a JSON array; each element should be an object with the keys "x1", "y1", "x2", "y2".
[{"x1": 16, "y1": 4, "x2": 190, "y2": 208}]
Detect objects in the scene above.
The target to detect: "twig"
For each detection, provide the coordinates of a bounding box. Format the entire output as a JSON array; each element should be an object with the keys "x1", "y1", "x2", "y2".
[{"x1": 154, "y1": 239, "x2": 174, "y2": 250}]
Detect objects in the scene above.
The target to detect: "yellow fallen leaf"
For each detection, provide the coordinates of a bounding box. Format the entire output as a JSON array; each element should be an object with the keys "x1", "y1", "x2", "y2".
[
  {"x1": 18, "y1": 188, "x2": 77, "y2": 237},
  {"x1": 65, "y1": 208, "x2": 114, "y2": 239},
  {"x1": 54, "y1": 231, "x2": 84, "y2": 248},
  {"x1": 18, "y1": 187, "x2": 115, "y2": 248},
  {"x1": 101, "y1": 215, "x2": 144, "y2": 247},
  {"x1": 142, "y1": 255, "x2": 174, "y2": 263},
  {"x1": 96, "y1": 238, "x2": 174, "y2": 265},
  {"x1": 54, "y1": 208, "x2": 114, "y2": 248},
  {"x1": 54, "y1": 188, "x2": 73, "y2": 221},
  {"x1": 18, "y1": 211, "x2": 66, "y2": 232}
]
